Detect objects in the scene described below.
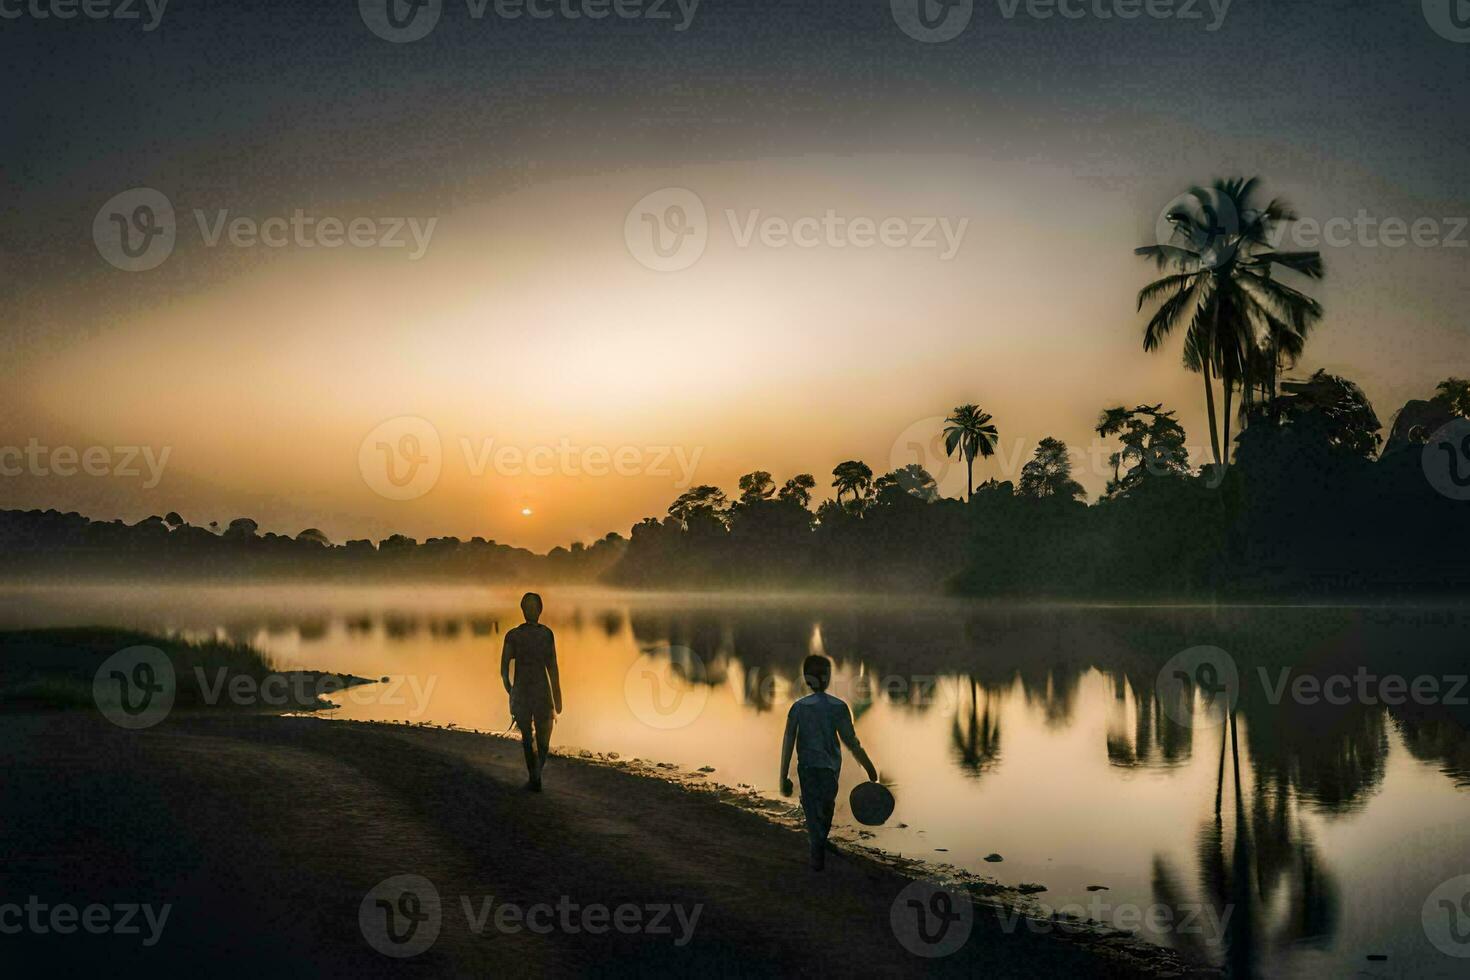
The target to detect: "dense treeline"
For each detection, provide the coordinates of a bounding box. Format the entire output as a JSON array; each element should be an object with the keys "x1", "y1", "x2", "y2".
[
  {"x1": 603, "y1": 467, "x2": 972, "y2": 591},
  {"x1": 0, "y1": 509, "x2": 625, "y2": 582},
  {"x1": 605, "y1": 374, "x2": 1470, "y2": 598}
]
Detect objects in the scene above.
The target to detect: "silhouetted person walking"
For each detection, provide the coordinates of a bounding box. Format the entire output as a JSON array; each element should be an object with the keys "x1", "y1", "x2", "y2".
[
  {"x1": 500, "y1": 592, "x2": 562, "y2": 791},
  {"x1": 779, "y1": 654, "x2": 878, "y2": 870}
]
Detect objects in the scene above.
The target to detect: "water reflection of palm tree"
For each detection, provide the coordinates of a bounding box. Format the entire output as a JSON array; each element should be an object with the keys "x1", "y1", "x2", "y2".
[
  {"x1": 950, "y1": 677, "x2": 1002, "y2": 777},
  {"x1": 1152, "y1": 709, "x2": 1339, "y2": 977}
]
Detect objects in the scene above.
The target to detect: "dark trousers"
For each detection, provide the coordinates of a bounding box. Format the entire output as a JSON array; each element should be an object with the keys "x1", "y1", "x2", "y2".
[
  {"x1": 516, "y1": 707, "x2": 553, "y2": 778},
  {"x1": 797, "y1": 766, "x2": 838, "y2": 867}
]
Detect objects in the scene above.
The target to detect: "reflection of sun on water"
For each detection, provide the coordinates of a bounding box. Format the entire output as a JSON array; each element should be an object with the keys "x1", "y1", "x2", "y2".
[{"x1": 520, "y1": 507, "x2": 533, "y2": 517}]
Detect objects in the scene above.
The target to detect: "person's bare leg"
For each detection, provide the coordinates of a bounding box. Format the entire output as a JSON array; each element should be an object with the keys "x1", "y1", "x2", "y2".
[{"x1": 518, "y1": 717, "x2": 538, "y2": 789}]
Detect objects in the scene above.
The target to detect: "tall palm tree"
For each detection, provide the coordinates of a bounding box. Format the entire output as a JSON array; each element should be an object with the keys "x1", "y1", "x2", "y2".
[
  {"x1": 942, "y1": 404, "x2": 999, "y2": 503},
  {"x1": 1136, "y1": 177, "x2": 1325, "y2": 466}
]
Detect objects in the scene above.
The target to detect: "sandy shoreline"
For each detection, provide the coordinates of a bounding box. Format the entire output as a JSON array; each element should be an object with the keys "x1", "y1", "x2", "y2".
[{"x1": 0, "y1": 710, "x2": 1213, "y2": 977}]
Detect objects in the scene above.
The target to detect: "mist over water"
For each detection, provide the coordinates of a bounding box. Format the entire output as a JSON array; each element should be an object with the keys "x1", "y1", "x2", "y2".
[{"x1": 4, "y1": 583, "x2": 1469, "y2": 976}]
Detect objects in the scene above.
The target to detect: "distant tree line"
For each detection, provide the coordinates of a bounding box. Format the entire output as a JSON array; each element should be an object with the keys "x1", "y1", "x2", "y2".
[{"x1": 0, "y1": 509, "x2": 625, "y2": 582}]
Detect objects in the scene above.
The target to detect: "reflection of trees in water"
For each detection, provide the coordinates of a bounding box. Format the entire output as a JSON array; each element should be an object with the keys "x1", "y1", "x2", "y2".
[
  {"x1": 596, "y1": 609, "x2": 624, "y2": 639},
  {"x1": 1106, "y1": 667, "x2": 1194, "y2": 768},
  {"x1": 649, "y1": 642, "x2": 712, "y2": 689},
  {"x1": 1394, "y1": 710, "x2": 1470, "y2": 789},
  {"x1": 616, "y1": 602, "x2": 1464, "y2": 803},
  {"x1": 629, "y1": 611, "x2": 726, "y2": 667},
  {"x1": 1243, "y1": 700, "x2": 1388, "y2": 813},
  {"x1": 950, "y1": 677, "x2": 1002, "y2": 777},
  {"x1": 1016, "y1": 661, "x2": 1080, "y2": 729},
  {"x1": 1152, "y1": 711, "x2": 1339, "y2": 977},
  {"x1": 384, "y1": 615, "x2": 419, "y2": 639},
  {"x1": 629, "y1": 611, "x2": 739, "y2": 695}
]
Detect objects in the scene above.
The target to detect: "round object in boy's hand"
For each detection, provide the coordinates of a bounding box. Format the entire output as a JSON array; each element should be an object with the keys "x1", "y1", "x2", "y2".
[{"x1": 850, "y1": 781, "x2": 895, "y2": 826}]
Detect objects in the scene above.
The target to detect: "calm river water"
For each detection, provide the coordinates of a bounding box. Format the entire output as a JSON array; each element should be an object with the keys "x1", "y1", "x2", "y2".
[{"x1": 4, "y1": 584, "x2": 1469, "y2": 977}]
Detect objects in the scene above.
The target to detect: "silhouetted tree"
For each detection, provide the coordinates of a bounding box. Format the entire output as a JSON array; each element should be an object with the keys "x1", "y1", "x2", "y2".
[
  {"x1": 737, "y1": 471, "x2": 776, "y2": 504},
  {"x1": 1018, "y1": 438, "x2": 1085, "y2": 501},
  {"x1": 225, "y1": 517, "x2": 259, "y2": 539},
  {"x1": 831, "y1": 461, "x2": 873, "y2": 514},
  {"x1": 1095, "y1": 403, "x2": 1190, "y2": 497},
  {"x1": 1136, "y1": 177, "x2": 1325, "y2": 466},
  {"x1": 296, "y1": 528, "x2": 332, "y2": 547},
  {"x1": 943, "y1": 404, "x2": 999, "y2": 502},
  {"x1": 668, "y1": 485, "x2": 728, "y2": 531},
  {"x1": 1268, "y1": 370, "x2": 1382, "y2": 457},
  {"x1": 874, "y1": 463, "x2": 938, "y2": 504},
  {"x1": 778, "y1": 473, "x2": 816, "y2": 508}
]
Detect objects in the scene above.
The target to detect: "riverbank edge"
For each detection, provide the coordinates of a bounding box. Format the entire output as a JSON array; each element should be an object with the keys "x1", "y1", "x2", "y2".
[{"x1": 332, "y1": 717, "x2": 1217, "y2": 977}]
